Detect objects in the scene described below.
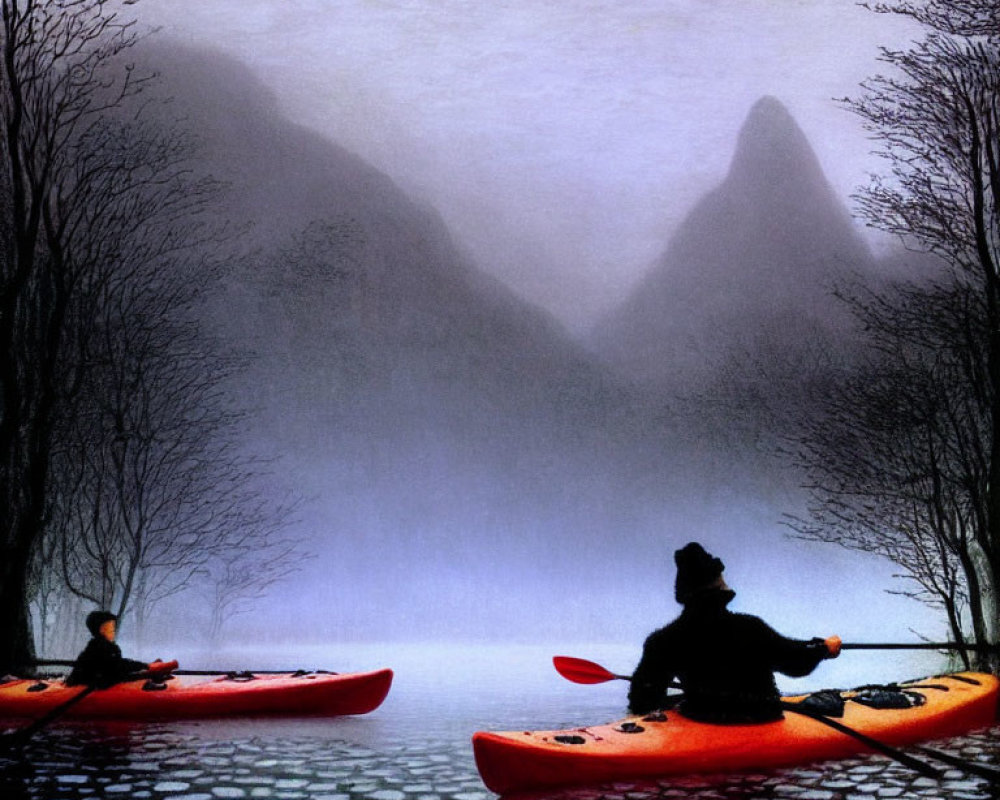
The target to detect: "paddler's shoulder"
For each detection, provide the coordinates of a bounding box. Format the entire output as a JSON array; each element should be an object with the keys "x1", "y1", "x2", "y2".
[{"x1": 642, "y1": 618, "x2": 684, "y2": 647}]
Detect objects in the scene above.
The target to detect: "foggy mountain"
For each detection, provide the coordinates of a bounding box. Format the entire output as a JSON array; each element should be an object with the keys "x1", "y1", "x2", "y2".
[
  {"x1": 590, "y1": 96, "x2": 873, "y2": 393},
  {"x1": 147, "y1": 46, "x2": 638, "y2": 440},
  {"x1": 141, "y1": 44, "x2": 692, "y2": 642},
  {"x1": 133, "y1": 50, "x2": 930, "y2": 645}
]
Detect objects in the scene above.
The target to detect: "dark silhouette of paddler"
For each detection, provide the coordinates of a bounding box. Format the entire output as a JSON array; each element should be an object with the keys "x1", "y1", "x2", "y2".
[{"x1": 629, "y1": 542, "x2": 841, "y2": 722}]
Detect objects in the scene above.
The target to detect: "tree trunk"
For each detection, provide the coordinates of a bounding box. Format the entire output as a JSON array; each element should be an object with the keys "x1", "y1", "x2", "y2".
[
  {"x1": 0, "y1": 540, "x2": 36, "y2": 674},
  {"x1": 970, "y1": 539, "x2": 1000, "y2": 672}
]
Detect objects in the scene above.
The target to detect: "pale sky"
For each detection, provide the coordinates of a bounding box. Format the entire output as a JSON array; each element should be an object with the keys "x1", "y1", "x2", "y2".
[{"x1": 140, "y1": 0, "x2": 921, "y2": 334}]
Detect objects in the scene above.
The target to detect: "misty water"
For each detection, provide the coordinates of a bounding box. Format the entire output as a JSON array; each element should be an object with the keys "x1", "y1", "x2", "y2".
[{"x1": 3, "y1": 643, "x2": 1000, "y2": 800}]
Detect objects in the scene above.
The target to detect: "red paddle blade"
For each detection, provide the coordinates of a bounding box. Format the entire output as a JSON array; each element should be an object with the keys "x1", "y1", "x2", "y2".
[{"x1": 552, "y1": 655, "x2": 622, "y2": 684}]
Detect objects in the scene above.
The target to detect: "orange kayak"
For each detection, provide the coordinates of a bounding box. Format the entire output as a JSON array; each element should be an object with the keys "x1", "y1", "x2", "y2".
[
  {"x1": 473, "y1": 672, "x2": 999, "y2": 794},
  {"x1": 0, "y1": 669, "x2": 393, "y2": 719}
]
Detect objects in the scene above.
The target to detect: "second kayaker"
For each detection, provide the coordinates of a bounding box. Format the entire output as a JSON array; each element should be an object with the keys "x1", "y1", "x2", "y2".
[
  {"x1": 66, "y1": 610, "x2": 177, "y2": 688},
  {"x1": 628, "y1": 542, "x2": 841, "y2": 722}
]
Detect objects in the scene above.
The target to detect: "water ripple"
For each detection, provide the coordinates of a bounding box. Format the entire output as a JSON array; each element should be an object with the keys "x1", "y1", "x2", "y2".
[{"x1": 2, "y1": 720, "x2": 999, "y2": 800}]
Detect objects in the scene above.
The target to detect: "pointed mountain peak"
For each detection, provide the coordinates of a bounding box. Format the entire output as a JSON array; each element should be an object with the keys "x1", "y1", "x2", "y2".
[
  {"x1": 725, "y1": 96, "x2": 825, "y2": 190},
  {"x1": 744, "y1": 95, "x2": 797, "y2": 128}
]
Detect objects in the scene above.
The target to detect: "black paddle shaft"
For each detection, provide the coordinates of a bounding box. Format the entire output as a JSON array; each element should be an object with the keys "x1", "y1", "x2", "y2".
[
  {"x1": 914, "y1": 746, "x2": 1000, "y2": 784},
  {"x1": 783, "y1": 704, "x2": 1000, "y2": 784},
  {"x1": 0, "y1": 685, "x2": 97, "y2": 752},
  {"x1": 780, "y1": 704, "x2": 944, "y2": 779},
  {"x1": 841, "y1": 642, "x2": 1000, "y2": 652}
]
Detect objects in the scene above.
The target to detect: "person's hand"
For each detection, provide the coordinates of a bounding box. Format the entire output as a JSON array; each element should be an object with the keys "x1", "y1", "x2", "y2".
[
  {"x1": 824, "y1": 636, "x2": 842, "y2": 658},
  {"x1": 147, "y1": 659, "x2": 179, "y2": 675}
]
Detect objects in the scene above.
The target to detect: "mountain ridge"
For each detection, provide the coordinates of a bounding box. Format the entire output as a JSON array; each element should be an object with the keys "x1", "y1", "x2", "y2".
[
  {"x1": 133, "y1": 53, "x2": 898, "y2": 640},
  {"x1": 590, "y1": 95, "x2": 873, "y2": 389}
]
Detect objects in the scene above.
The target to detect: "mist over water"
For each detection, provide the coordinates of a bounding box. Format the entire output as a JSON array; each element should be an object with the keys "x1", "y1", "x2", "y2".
[{"x1": 50, "y1": 643, "x2": 959, "y2": 740}]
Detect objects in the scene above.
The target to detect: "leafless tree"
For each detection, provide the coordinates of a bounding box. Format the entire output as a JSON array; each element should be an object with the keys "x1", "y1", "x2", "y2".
[
  {"x1": 42, "y1": 121, "x2": 303, "y2": 644},
  {"x1": 0, "y1": 1, "x2": 306, "y2": 669},
  {"x1": 789, "y1": 277, "x2": 989, "y2": 667},
  {"x1": 26, "y1": 513, "x2": 64, "y2": 656},
  {"x1": 0, "y1": 0, "x2": 157, "y2": 671},
  {"x1": 204, "y1": 524, "x2": 304, "y2": 643},
  {"x1": 791, "y1": 0, "x2": 999, "y2": 669},
  {"x1": 45, "y1": 101, "x2": 215, "y2": 607},
  {"x1": 863, "y1": 0, "x2": 999, "y2": 36}
]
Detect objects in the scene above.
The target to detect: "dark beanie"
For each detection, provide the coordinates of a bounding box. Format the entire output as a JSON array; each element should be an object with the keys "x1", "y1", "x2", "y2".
[
  {"x1": 674, "y1": 542, "x2": 725, "y2": 603},
  {"x1": 85, "y1": 610, "x2": 117, "y2": 636}
]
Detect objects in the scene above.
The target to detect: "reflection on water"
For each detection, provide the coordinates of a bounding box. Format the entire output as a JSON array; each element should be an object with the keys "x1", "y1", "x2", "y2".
[
  {"x1": 1, "y1": 644, "x2": 998, "y2": 800},
  {"x1": 4, "y1": 722, "x2": 999, "y2": 800},
  {"x1": 3, "y1": 725, "x2": 488, "y2": 800}
]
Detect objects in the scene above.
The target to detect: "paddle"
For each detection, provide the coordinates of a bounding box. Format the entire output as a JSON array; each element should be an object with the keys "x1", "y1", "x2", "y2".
[
  {"x1": 0, "y1": 684, "x2": 99, "y2": 752},
  {"x1": 552, "y1": 656, "x2": 999, "y2": 783},
  {"x1": 552, "y1": 656, "x2": 635, "y2": 685},
  {"x1": 30, "y1": 659, "x2": 329, "y2": 676},
  {"x1": 776, "y1": 701, "x2": 943, "y2": 778},
  {"x1": 554, "y1": 645, "x2": 994, "y2": 687},
  {"x1": 912, "y1": 744, "x2": 1000, "y2": 783},
  {"x1": 839, "y1": 641, "x2": 1000, "y2": 652},
  {"x1": 0, "y1": 660, "x2": 179, "y2": 753}
]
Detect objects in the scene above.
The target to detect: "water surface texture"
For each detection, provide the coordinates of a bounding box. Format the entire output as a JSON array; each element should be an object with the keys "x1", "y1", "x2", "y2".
[{"x1": 3, "y1": 645, "x2": 998, "y2": 800}]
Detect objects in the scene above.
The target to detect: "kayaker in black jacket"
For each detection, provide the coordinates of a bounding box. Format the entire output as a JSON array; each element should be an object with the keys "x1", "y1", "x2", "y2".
[
  {"x1": 66, "y1": 610, "x2": 175, "y2": 688},
  {"x1": 628, "y1": 542, "x2": 841, "y2": 723}
]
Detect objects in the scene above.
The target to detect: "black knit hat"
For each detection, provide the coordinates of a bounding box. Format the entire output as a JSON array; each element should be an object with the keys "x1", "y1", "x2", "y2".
[
  {"x1": 674, "y1": 542, "x2": 725, "y2": 603},
  {"x1": 85, "y1": 610, "x2": 117, "y2": 636}
]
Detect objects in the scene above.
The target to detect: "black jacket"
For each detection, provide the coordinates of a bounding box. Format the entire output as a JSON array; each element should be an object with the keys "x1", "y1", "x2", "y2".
[
  {"x1": 628, "y1": 590, "x2": 830, "y2": 723},
  {"x1": 66, "y1": 637, "x2": 147, "y2": 688}
]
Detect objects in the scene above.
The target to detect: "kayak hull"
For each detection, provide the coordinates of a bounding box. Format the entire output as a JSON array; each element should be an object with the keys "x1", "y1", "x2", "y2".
[
  {"x1": 0, "y1": 669, "x2": 393, "y2": 719},
  {"x1": 472, "y1": 672, "x2": 999, "y2": 794}
]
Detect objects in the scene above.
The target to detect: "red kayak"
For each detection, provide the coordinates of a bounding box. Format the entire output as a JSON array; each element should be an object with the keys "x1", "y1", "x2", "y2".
[
  {"x1": 0, "y1": 669, "x2": 393, "y2": 719},
  {"x1": 473, "y1": 671, "x2": 999, "y2": 794}
]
